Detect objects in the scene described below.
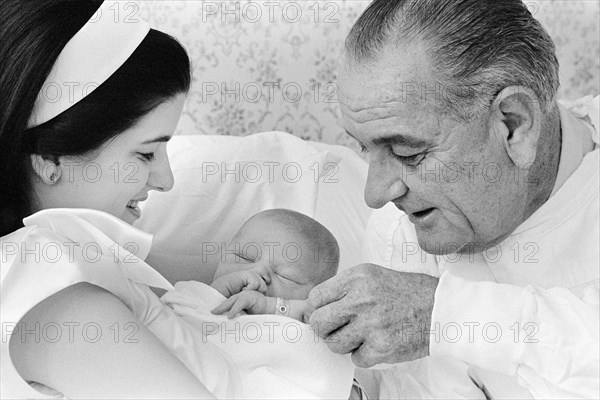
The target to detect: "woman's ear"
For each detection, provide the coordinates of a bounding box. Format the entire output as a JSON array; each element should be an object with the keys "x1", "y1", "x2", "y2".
[
  {"x1": 489, "y1": 86, "x2": 542, "y2": 168},
  {"x1": 30, "y1": 154, "x2": 62, "y2": 185}
]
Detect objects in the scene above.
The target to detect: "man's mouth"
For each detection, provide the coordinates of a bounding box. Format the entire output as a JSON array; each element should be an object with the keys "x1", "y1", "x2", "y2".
[{"x1": 408, "y1": 208, "x2": 436, "y2": 224}]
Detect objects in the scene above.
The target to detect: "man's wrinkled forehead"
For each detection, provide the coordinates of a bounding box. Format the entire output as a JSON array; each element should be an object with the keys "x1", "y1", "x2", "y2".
[
  {"x1": 338, "y1": 43, "x2": 438, "y2": 113},
  {"x1": 337, "y1": 49, "x2": 447, "y2": 142},
  {"x1": 338, "y1": 78, "x2": 435, "y2": 122},
  {"x1": 338, "y1": 79, "x2": 440, "y2": 142}
]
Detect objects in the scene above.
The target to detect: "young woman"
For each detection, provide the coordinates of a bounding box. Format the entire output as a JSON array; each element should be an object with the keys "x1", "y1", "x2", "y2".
[{"x1": 0, "y1": 1, "x2": 229, "y2": 398}]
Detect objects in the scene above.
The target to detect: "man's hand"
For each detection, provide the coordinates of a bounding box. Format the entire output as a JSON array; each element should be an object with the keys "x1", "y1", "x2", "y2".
[
  {"x1": 307, "y1": 263, "x2": 439, "y2": 368},
  {"x1": 211, "y1": 290, "x2": 275, "y2": 319},
  {"x1": 210, "y1": 269, "x2": 267, "y2": 298}
]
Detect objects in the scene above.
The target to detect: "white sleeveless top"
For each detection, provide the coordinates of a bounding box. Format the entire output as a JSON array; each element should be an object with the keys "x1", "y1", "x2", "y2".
[{"x1": 0, "y1": 209, "x2": 241, "y2": 399}]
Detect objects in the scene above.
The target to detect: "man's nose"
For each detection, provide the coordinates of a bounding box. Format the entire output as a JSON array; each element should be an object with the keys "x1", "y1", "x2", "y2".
[
  {"x1": 148, "y1": 153, "x2": 175, "y2": 192},
  {"x1": 364, "y1": 157, "x2": 408, "y2": 209}
]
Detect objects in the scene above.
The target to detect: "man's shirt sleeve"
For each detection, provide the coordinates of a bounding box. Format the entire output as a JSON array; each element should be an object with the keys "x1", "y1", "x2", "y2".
[{"x1": 430, "y1": 273, "x2": 599, "y2": 399}]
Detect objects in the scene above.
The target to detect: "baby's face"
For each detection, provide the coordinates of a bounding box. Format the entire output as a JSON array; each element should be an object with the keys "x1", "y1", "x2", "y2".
[{"x1": 213, "y1": 217, "x2": 322, "y2": 299}]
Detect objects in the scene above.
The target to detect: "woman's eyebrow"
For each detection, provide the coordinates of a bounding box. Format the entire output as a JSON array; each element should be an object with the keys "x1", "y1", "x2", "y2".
[
  {"x1": 235, "y1": 252, "x2": 255, "y2": 262},
  {"x1": 141, "y1": 135, "x2": 172, "y2": 145}
]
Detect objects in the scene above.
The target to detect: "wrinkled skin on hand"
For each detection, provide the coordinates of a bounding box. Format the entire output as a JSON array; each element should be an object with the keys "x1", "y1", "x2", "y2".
[{"x1": 307, "y1": 263, "x2": 439, "y2": 368}]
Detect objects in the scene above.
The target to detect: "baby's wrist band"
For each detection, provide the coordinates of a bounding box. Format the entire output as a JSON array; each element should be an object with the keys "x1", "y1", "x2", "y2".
[{"x1": 275, "y1": 297, "x2": 289, "y2": 316}]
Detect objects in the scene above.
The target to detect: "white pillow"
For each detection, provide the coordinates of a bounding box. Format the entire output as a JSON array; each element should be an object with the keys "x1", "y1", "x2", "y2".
[{"x1": 136, "y1": 132, "x2": 371, "y2": 283}]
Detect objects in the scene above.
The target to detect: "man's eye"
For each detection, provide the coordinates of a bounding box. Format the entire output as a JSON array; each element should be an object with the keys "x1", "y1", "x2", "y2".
[
  {"x1": 138, "y1": 152, "x2": 155, "y2": 162},
  {"x1": 391, "y1": 150, "x2": 425, "y2": 166},
  {"x1": 359, "y1": 144, "x2": 369, "y2": 154}
]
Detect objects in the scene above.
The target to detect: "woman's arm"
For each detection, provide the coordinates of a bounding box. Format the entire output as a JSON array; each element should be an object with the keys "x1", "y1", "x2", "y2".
[{"x1": 10, "y1": 282, "x2": 215, "y2": 399}]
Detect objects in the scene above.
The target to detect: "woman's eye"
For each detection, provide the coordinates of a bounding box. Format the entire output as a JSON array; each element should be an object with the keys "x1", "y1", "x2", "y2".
[
  {"x1": 359, "y1": 144, "x2": 369, "y2": 154},
  {"x1": 138, "y1": 152, "x2": 155, "y2": 162},
  {"x1": 235, "y1": 254, "x2": 254, "y2": 263}
]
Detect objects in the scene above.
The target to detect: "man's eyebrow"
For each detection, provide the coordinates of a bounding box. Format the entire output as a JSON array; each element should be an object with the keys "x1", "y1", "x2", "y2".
[
  {"x1": 141, "y1": 135, "x2": 172, "y2": 145},
  {"x1": 373, "y1": 135, "x2": 430, "y2": 149},
  {"x1": 344, "y1": 130, "x2": 430, "y2": 149}
]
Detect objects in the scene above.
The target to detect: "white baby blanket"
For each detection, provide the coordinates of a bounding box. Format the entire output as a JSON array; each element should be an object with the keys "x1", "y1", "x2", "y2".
[{"x1": 161, "y1": 281, "x2": 355, "y2": 399}]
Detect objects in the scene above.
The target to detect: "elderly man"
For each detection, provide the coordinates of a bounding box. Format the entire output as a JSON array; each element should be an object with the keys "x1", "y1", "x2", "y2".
[{"x1": 308, "y1": 0, "x2": 599, "y2": 398}]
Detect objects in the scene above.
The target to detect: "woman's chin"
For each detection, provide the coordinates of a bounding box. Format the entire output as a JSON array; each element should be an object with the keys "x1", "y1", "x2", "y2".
[{"x1": 121, "y1": 207, "x2": 141, "y2": 225}]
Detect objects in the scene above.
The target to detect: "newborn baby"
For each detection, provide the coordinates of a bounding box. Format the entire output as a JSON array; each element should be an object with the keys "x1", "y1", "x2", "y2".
[
  {"x1": 210, "y1": 208, "x2": 340, "y2": 322},
  {"x1": 160, "y1": 209, "x2": 355, "y2": 399}
]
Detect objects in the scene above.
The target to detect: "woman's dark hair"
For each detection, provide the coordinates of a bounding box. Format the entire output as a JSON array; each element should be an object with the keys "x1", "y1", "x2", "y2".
[{"x1": 0, "y1": 0, "x2": 192, "y2": 237}]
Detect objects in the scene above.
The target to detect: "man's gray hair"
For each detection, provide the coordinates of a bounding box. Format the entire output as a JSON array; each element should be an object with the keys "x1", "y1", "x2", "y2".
[{"x1": 346, "y1": 0, "x2": 560, "y2": 120}]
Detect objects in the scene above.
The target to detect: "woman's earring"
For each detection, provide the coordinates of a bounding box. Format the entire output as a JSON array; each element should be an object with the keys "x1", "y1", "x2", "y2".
[
  {"x1": 46, "y1": 170, "x2": 61, "y2": 184},
  {"x1": 30, "y1": 154, "x2": 61, "y2": 185}
]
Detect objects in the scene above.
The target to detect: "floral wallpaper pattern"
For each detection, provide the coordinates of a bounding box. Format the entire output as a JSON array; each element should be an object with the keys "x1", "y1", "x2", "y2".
[{"x1": 138, "y1": 1, "x2": 599, "y2": 148}]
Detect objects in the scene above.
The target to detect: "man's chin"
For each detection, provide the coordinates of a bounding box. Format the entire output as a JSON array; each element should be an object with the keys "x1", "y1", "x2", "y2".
[
  {"x1": 412, "y1": 215, "x2": 474, "y2": 255},
  {"x1": 416, "y1": 232, "x2": 470, "y2": 256}
]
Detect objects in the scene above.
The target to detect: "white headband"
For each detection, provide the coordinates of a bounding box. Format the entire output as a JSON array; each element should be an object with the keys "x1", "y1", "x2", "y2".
[{"x1": 27, "y1": 1, "x2": 150, "y2": 128}]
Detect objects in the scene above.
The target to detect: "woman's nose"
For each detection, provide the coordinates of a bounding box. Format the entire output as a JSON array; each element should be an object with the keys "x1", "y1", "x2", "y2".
[
  {"x1": 148, "y1": 152, "x2": 175, "y2": 192},
  {"x1": 364, "y1": 156, "x2": 408, "y2": 209}
]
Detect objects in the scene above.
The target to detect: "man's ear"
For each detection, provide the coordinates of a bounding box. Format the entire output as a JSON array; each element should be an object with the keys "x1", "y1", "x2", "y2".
[
  {"x1": 489, "y1": 86, "x2": 542, "y2": 167},
  {"x1": 30, "y1": 154, "x2": 62, "y2": 185}
]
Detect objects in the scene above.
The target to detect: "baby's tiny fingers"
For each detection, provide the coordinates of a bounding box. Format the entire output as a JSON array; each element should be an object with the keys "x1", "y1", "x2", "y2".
[
  {"x1": 211, "y1": 298, "x2": 236, "y2": 315},
  {"x1": 257, "y1": 279, "x2": 267, "y2": 294},
  {"x1": 227, "y1": 298, "x2": 251, "y2": 319},
  {"x1": 226, "y1": 300, "x2": 246, "y2": 318},
  {"x1": 245, "y1": 275, "x2": 267, "y2": 294}
]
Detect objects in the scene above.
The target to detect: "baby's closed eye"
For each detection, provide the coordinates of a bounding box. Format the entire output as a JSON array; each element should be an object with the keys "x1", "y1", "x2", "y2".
[
  {"x1": 276, "y1": 273, "x2": 297, "y2": 283},
  {"x1": 275, "y1": 271, "x2": 312, "y2": 287}
]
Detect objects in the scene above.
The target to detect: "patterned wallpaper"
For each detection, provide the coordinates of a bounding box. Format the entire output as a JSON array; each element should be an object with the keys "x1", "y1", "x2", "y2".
[{"x1": 137, "y1": 1, "x2": 600, "y2": 148}]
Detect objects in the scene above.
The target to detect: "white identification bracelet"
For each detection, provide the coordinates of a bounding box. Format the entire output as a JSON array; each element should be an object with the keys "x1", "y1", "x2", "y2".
[{"x1": 275, "y1": 297, "x2": 289, "y2": 316}]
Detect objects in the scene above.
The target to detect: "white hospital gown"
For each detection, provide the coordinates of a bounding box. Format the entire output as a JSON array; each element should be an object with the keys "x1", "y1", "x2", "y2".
[
  {"x1": 1, "y1": 208, "x2": 354, "y2": 399},
  {"x1": 0, "y1": 208, "x2": 241, "y2": 399}
]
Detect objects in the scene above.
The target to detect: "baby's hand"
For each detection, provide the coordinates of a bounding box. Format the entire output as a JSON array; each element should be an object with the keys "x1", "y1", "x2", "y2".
[
  {"x1": 211, "y1": 269, "x2": 267, "y2": 298},
  {"x1": 211, "y1": 291, "x2": 276, "y2": 319}
]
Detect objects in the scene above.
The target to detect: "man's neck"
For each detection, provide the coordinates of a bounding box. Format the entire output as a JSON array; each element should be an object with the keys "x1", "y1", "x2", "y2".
[
  {"x1": 524, "y1": 106, "x2": 563, "y2": 221},
  {"x1": 457, "y1": 111, "x2": 563, "y2": 256}
]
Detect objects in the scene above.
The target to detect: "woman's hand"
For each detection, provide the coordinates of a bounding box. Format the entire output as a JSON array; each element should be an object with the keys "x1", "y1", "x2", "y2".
[
  {"x1": 211, "y1": 290, "x2": 276, "y2": 318},
  {"x1": 210, "y1": 270, "x2": 267, "y2": 298}
]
